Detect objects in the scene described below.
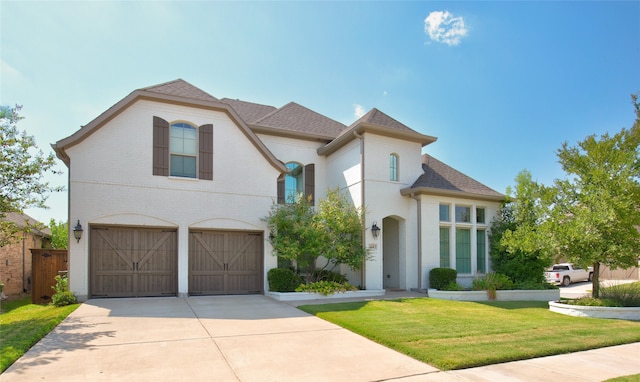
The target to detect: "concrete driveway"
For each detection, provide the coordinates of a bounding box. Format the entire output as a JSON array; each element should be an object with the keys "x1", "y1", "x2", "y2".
[{"x1": 1, "y1": 295, "x2": 438, "y2": 382}]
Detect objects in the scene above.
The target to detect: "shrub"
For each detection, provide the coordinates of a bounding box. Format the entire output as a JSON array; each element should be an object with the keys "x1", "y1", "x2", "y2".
[
  {"x1": 599, "y1": 282, "x2": 640, "y2": 307},
  {"x1": 429, "y1": 268, "x2": 457, "y2": 290},
  {"x1": 312, "y1": 269, "x2": 348, "y2": 283},
  {"x1": 51, "y1": 274, "x2": 76, "y2": 307},
  {"x1": 472, "y1": 272, "x2": 514, "y2": 291},
  {"x1": 440, "y1": 281, "x2": 464, "y2": 291},
  {"x1": 295, "y1": 281, "x2": 357, "y2": 296},
  {"x1": 565, "y1": 297, "x2": 621, "y2": 307},
  {"x1": 514, "y1": 280, "x2": 557, "y2": 290},
  {"x1": 267, "y1": 268, "x2": 302, "y2": 292}
]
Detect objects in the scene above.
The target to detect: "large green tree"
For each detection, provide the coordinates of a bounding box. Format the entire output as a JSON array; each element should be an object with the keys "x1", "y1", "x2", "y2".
[
  {"x1": 549, "y1": 96, "x2": 640, "y2": 297},
  {"x1": 491, "y1": 170, "x2": 554, "y2": 286},
  {"x1": 501, "y1": 96, "x2": 640, "y2": 298},
  {"x1": 0, "y1": 105, "x2": 62, "y2": 247},
  {"x1": 264, "y1": 188, "x2": 368, "y2": 283}
]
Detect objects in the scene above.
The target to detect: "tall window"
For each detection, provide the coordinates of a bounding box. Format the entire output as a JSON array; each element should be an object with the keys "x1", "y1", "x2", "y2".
[
  {"x1": 455, "y1": 228, "x2": 471, "y2": 273},
  {"x1": 477, "y1": 229, "x2": 486, "y2": 273},
  {"x1": 390, "y1": 154, "x2": 399, "y2": 181},
  {"x1": 439, "y1": 227, "x2": 450, "y2": 268},
  {"x1": 170, "y1": 122, "x2": 197, "y2": 178},
  {"x1": 285, "y1": 162, "x2": 303, "y2": 202}
]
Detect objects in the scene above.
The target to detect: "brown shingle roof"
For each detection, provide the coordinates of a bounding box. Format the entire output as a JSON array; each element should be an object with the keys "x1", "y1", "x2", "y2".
[
  {"x1": 403, "y1": 154, "x2": 504, "y2": 200},
  {"x1": 347, "y1": 108, "x2": 418, "y2": 134},
  {"x1": 220, "y1": 98, "x2": 277, "y2": 124},
  {"x1": 2, "y1": 212, "x2": 51, "y2": 237},
  {"x1": 254, "y1": 102, "x2": 347, "y2": 139},
  {"x1": 139, "y1": 79, "x2": 219, "y2": 102}
]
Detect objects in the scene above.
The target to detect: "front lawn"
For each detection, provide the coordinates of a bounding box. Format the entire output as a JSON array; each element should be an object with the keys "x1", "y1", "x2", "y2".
[
  {"x1": 299, "y1": 298, "x2": 640, "y2": 370},
  {"x1": 0, "y1": 297, "x2": 79, "y2": 372}
]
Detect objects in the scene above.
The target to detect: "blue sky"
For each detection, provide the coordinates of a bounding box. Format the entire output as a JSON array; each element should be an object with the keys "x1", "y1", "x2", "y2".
[{"x1": 1, "y1": 1, "x2": 639, "y2": 224}]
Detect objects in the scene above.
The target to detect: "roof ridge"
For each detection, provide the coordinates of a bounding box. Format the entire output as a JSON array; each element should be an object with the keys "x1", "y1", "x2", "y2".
[
  {"x1": 220, "y1": 97, "x2": 276, "y2": 109},
  {"x1": 138, "y1": 78, "x2": 219, "y2": 102}
]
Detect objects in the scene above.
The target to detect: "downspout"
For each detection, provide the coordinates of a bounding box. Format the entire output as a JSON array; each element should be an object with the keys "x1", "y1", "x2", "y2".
[
  {"x1": 354, "y1": 130, "x2": 366, "y2": 290},
  {"x1": 410, "y1": 193, "x2": 423, "y2": 292}
]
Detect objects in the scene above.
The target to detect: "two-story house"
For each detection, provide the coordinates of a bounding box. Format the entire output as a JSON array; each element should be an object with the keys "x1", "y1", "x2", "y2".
[{"x1": 53, "y1": 79, "x2": 504, "y2": 301}]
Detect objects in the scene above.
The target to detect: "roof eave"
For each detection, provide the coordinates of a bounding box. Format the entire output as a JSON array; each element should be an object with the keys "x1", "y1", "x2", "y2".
[
  {"x1": 251, "y1": 124, "x2": 335, "y2": 143},
  {"x1": 400, "y1": 186, "x2": 506, "y2": 202},
  {"x1": 318, "y1": 123, "x2": 438, "y2": 156}
]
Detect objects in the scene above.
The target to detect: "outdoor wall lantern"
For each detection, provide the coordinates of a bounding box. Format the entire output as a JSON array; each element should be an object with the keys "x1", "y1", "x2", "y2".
[
  {"x1": 371, "y1": 222, "x2": 381, "y2": 238},
  {"x1": 73, "y1": 220, "x2": 83, "y2": 243}
]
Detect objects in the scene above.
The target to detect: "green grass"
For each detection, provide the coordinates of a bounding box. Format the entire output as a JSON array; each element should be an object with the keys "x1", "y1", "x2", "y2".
[
  {"x1": 0, "y1": 296, "x2": 79, "y2": 372},
  {"x1": 604, "y1": 374, "x2": 640, "y2": 382},
  {"x1": 299, "y1": 298, "x2": 640, "y2": 370}
]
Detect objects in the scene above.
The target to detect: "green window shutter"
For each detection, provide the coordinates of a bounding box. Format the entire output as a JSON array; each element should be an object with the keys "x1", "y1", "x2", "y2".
[
  {"x1": 304, "y1": 163, "x2": 315, "y2": 204},
  {"x1": 439, "y1": 227, "x2": 450, "y2": 268},
  {"x1": 198, "y1": 124, "x2": 213, "y2": 180},
  {"x1": 153, "y1": 116, "x2": 169, "y2": 176},
  {"x1": 476, "y1": 230, "x2": 486, "y2": 273},
  {"x1": 455, "y1": 228, "x2": 471, "y2": 273}
]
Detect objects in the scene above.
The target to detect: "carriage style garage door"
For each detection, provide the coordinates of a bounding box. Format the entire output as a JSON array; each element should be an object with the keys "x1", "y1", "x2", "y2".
[
  {"x1": 189, "y1": 230, "x2": 263, "y2": 295},
  {"x1": 90, "y1": 226, "x2": 178, "y2": 298}
]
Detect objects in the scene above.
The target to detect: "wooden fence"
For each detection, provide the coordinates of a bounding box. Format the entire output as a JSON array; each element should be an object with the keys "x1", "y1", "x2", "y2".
[{"x1": 31, "y1": 249, "x2": 68, "y2": 304}]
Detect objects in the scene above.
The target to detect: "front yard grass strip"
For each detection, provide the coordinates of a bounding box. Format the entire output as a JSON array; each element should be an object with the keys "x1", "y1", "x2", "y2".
[
  {"x1": 298, "y1": 298, "x2": 640, "y2": 370},
  {"x1": 0, "y1": 296, "x2": 79, "y2": 372}
]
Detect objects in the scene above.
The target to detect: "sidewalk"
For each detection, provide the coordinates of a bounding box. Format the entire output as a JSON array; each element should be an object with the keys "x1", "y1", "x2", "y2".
[{"x1": 409, "y1": 342, "x2": 640, "y2": 381}]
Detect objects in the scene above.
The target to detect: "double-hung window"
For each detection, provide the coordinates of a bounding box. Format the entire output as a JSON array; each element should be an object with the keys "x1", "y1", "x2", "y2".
[{"x1": 170, "y1": 123, "x2": 197, "y2": 178}]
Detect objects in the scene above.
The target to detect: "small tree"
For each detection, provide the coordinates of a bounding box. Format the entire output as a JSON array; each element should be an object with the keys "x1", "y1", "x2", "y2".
[
  {"x1": 264, "y1": 188, "x2": 368, "y2": 283},
  {"x1": 49, "y1": 219, "x2": 68, "y2": 249},
  {"x1": 0, "y1": 105, "x2": 62, "y2": 247},
  {"x1": 492, "y1": 170, "x2": 554, "y2": 286},
  {"x1": 314, "y1": 188, "x2": 368, "y2": 272}
]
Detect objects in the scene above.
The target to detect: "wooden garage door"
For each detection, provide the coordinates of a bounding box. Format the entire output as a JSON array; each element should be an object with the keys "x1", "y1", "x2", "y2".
[
  {"x1": 189, "y1": 231, "x2": 263, "y2": 295},
  {"x1": 90, "y1": 226, "x2": 177, "y2": 298}
]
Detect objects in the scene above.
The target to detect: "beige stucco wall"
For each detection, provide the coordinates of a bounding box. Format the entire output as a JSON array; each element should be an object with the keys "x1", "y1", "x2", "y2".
[{"x1": 67, "y1": 100, "x2": 281, "y2": 300}]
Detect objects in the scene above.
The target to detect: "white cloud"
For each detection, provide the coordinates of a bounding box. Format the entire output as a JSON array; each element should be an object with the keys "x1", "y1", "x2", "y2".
[
  {"x1": 353, "y1": 104, "x2": 366, "y2": 118},
  {"x1": 424, "y1": 11, "x2": 468, "y2": 46}
]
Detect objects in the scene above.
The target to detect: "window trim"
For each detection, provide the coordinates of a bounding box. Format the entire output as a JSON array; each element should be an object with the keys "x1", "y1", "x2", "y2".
[{"x1": 169, "y1": 121, "x2": 198, "y2": 179}]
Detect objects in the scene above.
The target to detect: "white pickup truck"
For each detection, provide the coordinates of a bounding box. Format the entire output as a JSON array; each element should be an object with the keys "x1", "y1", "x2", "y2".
[{"x1": 545, "y1": 263, "x2": 593, "y2": 286}]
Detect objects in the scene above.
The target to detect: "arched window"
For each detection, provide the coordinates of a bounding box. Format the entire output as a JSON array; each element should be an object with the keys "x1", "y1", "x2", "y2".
[
  {"x1": 170, "y1": 122, "x2": 198, "y2": 178},
  {"x1": 285, "y1": 162, "x2": 304, "y2": 202},
  {"x1": 390, "y1": 153, "x2": 399, "y2": 181}
]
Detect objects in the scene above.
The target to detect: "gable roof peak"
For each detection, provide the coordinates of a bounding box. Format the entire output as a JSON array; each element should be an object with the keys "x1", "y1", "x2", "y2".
[
  {"x1": 139, "y1": 79, "x2": 219, "y2": 102},
  {"x1": 349, "y1": 107, "x2": 416, "y2": 134},
  {"x1": 253, "y1": 101, "x2": 347, "y2": 139}
]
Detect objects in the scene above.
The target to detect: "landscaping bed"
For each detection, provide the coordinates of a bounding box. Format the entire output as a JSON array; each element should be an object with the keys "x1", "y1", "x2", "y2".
[
  {"x1": 266, "y1": 289, "x2": 385, "y2": 301},
  {"x1": 549, "y1": 301, "x2": 640, "y2": 320},
  {"x1": 428, "y1": 288, "x2": 559, "y2": 301}
]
